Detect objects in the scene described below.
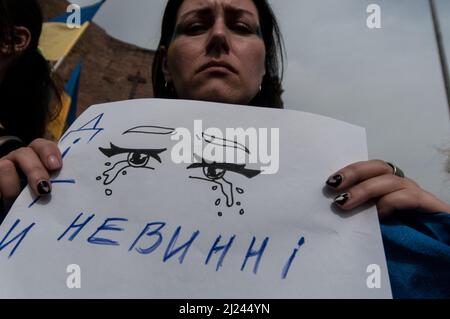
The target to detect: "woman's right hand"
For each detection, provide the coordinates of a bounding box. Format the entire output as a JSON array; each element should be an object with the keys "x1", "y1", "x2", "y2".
[{"x1": 0, "y1": 138, "x2": 62, "y2": 211}]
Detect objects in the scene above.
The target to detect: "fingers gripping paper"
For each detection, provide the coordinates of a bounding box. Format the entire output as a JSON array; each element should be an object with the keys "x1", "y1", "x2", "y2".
[{"x1": 0, "y1": 99, "x2": 391, "y2": 298}]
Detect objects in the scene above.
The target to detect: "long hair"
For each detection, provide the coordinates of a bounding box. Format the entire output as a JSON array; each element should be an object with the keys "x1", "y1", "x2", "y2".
[
  {"x1": 0, "y1": 0, "x2": 61, "y2": 145},
  {"x1": 152, "y1": 0, "x2": 285, "y2": 108}
]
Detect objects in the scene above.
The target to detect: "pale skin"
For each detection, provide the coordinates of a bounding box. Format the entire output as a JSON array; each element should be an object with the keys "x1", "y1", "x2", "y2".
[
  {"x1": 162, "y1": 0, "x2": 266, "y2": 105},
  {"x1": 0, "y1": 0, "x2": 449, "y2": 217},
  {"x1": 326, "y1": 160, "x2": 450, "y2": 218}
]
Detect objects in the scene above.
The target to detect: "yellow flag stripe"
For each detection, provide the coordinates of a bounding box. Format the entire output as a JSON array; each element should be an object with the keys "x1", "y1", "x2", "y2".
[
  {"x1": 39, "y1": 22, "x2": 90, "y2": 61},
  {"x1": 46, "y1": 91, "x2": 72, "y2": 140}
]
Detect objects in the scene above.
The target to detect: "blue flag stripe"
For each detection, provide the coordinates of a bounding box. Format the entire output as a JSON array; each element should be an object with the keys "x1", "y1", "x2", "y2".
[{"x1": 49, "y1": 0, "x2": 106, "y2": 25}]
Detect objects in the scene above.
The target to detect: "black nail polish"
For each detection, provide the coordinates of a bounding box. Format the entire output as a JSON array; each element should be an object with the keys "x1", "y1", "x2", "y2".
[
  {"x1": 37, "y1": 181, "x2": 51, "y2": 195},
  {"x1": 334, "y1": 193, "x2": 349, "y2": 206},
  {"x1": 326, "y1": 174, "x2": 343, "y2": 188}
]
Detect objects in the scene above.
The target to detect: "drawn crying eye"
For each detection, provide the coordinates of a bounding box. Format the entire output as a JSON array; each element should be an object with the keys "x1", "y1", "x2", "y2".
[
  {"x1": 187, "y1": 157, "x2": 261, "y2": 180},
  {"x1": 187, "y1": 156, "x2": 263, "y2": 218},
  {"x1": 128, "y1": 152, "x2": 151, "y2": 168},
  {"x1": 97, "y1": 143, "x2": 168, "y2": 195},
  {"x1": 203, "y1": 166, "x2": 226, "y2": 180},
  {"x1": 99, "y1": 143, "x2": 167, "y2": 165}
]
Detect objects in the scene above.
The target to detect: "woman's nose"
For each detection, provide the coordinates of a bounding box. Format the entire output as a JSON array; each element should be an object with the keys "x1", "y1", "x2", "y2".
[{"x1": 206, "y1": 19, "x2": 230, "y2": 56}]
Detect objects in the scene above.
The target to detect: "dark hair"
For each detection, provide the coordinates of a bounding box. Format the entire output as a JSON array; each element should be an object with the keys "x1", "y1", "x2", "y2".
[
  {"x1": 152, "y1": 0, "x2": 285, "y2": 108},
  {"x1": 0, "y1": 0, "x2": 61, "y2": 145}
]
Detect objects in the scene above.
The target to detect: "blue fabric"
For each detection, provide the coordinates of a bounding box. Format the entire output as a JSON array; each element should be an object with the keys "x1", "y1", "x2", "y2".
[
  {"x1": 50, "y1": 0, "x2": 106, "y2": 25},
  {"x1": 381, "y1": 212, "x2": 450, "y2": 299},
  {"x1": 65, "y1": 62, "x2": 83, "y2": 127}
]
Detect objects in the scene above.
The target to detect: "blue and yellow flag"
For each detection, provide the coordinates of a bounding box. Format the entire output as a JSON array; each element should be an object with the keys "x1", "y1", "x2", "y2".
[
  {"x1": 39, "y1": 0, "x2": 106, "y2": 67},
  {"x1": 39, "y1": 22, "x2": 89, "y2": 63},
  {"x1": 65, "y1": 62, "x2": 82, "y2": 127},
  {"x1": 47, "y1": 62, "x2": 83, "y2": 140},
  {"x1": 49, "y1": 0, "x2": 107, "y2": 25}
]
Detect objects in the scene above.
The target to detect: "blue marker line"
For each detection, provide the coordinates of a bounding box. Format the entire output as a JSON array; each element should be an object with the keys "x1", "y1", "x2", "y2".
[
  {"x1": 61, "y1": 138, "x2": 82, "y2": 159},
  {"x1": 50, "y1": 179, "x2": 76, "y2": 185},
  {"x1": 61, "y1": 113, "x2": 105, "y2": 143},
  {"x1": 61, "y1": 146, "x2": 71, "y2": 159},
  {"x1": 281, "y1": 236, "x2": 305, "y2": 279},
  {"x1": 28, "y1": 197, "x2": 41, "y2": 209},
  {"x1": 0, "y1": 219, "x2": 36, "y2": 258},
  {"x1": 241, "y1": 236, "x2": 270, "y2": 275},
  {"x1": 28, "y1": 179, "x2": 76, "y2": 208}
]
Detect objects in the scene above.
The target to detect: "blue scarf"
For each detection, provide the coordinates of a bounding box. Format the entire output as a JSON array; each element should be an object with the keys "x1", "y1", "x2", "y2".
[{"x1": 381, "y1": 212, "x2": 450, "y2": 299}]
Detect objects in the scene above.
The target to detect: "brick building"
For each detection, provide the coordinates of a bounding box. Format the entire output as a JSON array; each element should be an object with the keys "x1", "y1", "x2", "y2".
[{"x1": 38, "y1": 0, "x2": 156, "y2": 115}]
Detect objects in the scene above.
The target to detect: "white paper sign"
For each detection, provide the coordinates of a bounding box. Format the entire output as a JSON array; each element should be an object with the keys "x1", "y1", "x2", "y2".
[{"x1": 0, "y1": 99, "x2": 391, "y2": 298}]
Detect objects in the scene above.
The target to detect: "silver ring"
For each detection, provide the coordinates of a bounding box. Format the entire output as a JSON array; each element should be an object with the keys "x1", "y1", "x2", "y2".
[{"x1": 387, "y1": 162, "x2": 405, "y2": 178}]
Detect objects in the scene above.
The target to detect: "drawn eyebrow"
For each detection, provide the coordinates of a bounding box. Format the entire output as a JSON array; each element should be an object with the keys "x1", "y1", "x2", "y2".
[
  {"x1": 187, "y1": 159, "x2": 261, "y2": 179},
  {"x1": 200, "y1": 133, "x2": 250, "y2": 154},
  {"x1": 122, "y1": 126, "x2": 175, "y2": 135},
  {"x1": 99, "y1": 143, "x2": 167, "y2": 163}
]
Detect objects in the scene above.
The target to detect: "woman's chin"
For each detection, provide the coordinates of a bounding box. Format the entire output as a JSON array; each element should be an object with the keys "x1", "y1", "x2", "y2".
[
  {"x1": 189, "y1": 87, "x2": 252, "y2": 105},
  {"x1": 200, "y1": 95, "x2": 239, "y2": 105}
]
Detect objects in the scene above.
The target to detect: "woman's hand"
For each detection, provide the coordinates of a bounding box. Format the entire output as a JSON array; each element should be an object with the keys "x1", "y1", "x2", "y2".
[
  {"x1": 0, "y1": 138, "x2": 62, "y2": 211},
  {"x1": 326, "y1": 159, "x2": 450, "y2": 218}
]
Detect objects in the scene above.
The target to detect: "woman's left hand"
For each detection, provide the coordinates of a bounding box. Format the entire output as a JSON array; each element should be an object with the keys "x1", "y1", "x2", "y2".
[{"x1": 325, "y1": 160, "x2": 450, "y2": 218}]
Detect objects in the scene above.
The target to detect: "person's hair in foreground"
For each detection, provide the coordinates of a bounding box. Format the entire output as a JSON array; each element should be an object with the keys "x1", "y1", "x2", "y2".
[
  {"x1": 0, "y1": 0, "x2": 60, "y2": 145},
  {"x1": 152, "y1": 0, "x2": 285, "y2": 108}
]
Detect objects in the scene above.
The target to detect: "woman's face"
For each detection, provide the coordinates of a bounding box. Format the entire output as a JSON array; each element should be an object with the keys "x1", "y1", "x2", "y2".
[{"x1": 162, "y1": 0, "x2": 266, "y2": 105}]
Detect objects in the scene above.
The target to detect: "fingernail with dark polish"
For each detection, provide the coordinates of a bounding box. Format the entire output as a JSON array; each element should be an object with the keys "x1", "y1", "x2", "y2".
[
  {"x1": 326, "y1": 174, "x2": 343, "y2": 188},
  {"x1": 37, "y1": 181, "x2": 51, "y2": 195},
  {"x1": 334, "y1": 193, "x2": 349, "y2": 206}
]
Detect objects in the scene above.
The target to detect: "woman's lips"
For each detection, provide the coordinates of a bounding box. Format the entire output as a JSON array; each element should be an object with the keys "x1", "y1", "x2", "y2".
[
  {"x1": 203, "y1": 66, "x2": 233, "y2": 74},
  {"x1": 197, "y1": 61, "x2": 238, "y2": 75}
]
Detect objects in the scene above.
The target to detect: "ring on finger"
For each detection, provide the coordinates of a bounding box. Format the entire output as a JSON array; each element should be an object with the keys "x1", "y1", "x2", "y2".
[{"x1": 386, "y1": 162, "x2": 405, "y2": 178}]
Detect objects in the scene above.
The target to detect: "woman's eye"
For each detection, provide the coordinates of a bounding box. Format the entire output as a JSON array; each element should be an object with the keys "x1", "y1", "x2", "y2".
[
  {"x1": 231, "y1": 23, "x2": 254, "y2": 35},
  {"x1": 127, "y1": 152, "x2": 150, "y2": 168},
  {"x1": 185, "y1": 23, "x2": 208, "y2": 35}
]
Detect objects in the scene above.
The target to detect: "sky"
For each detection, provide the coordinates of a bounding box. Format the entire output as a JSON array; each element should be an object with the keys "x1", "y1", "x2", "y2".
[{"x1": 67, "y1": 0, "x2": 450, "y2": 201}]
